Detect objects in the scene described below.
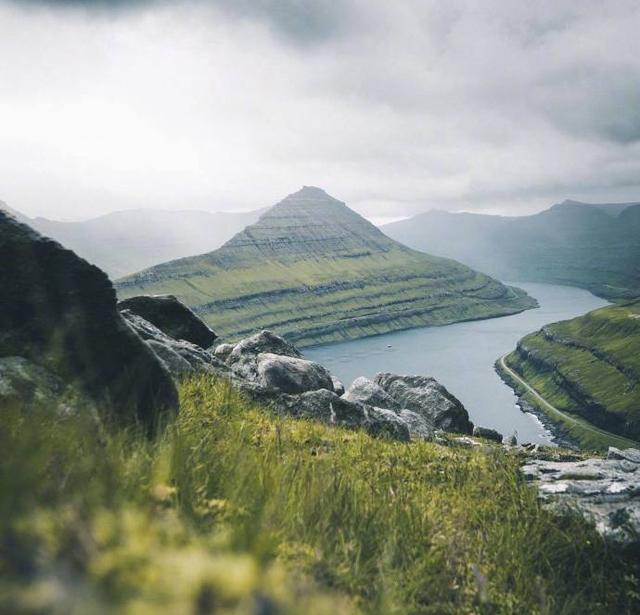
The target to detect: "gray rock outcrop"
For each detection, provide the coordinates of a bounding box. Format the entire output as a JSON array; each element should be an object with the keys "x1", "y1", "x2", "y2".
[
  {"x1": 121, "y1": 310, "x2": 229, "y2": 378},
  {"x1": 256, "y1": 353, "x2": 334, "y2": 394},
  {"x1": 344, "y1": 377, "x2": 400, "y2": 410},
  {"x1": 374, "y1": 373, "x2": 473, "y2": 434},
  {"x1": 271, "y1": 388, "x2": 410, "y2": 442},
  {"x1": 0, "y1": 211, "x2": 178, "y2": 429},
  {"x1": 473, "y1": 426, "x2": 504, "y2": 443},
  {"x1": 522, "y1": 448, "x2": 640, "y2": 546},
  {"x1": 226, "y1": 330, "x2": 302, "y2": 381},
  {"x1": 118, "y1": 294, "x2": 217, "y2": 348}
]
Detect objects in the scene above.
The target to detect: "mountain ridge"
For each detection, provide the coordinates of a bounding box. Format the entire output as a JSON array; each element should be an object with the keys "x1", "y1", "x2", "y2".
[
  {"x1": 383, "y1": 199, "x2": 640, "y2": 301},
  {"x1": 116, "y1": 186, "x2": 536, "y2": 346},
  {"x1": 0, "y1": 202, "x2": 264, "y2": 279}
]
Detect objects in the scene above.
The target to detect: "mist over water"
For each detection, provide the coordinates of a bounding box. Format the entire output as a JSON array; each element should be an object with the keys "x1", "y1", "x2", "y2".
[{"x1": 306, "y1": 282, "x2": 609, "y2": 444}]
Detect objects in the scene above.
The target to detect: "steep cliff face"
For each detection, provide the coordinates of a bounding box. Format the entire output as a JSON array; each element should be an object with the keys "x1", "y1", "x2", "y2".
[
  {"x1": 116, "y1": 187, "x2": 536, "y2": 346},
  {"x1": 505, "y1": 300, "x2": 640, "y2": 441}
]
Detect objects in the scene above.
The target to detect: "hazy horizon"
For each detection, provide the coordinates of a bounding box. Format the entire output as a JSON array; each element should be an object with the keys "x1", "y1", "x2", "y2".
[{"x1": 2, "y1": 1, "x2": 640, "y2": 220}]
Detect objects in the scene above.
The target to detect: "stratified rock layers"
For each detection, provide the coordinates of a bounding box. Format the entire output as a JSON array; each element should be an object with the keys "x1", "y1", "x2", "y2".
[{"x1": 116, "y1": 187, "x2": 536, "y2": 346}]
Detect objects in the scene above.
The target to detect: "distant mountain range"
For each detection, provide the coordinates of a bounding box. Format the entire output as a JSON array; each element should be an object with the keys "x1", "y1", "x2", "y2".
[
  {"x1": 0, "y1": 201, "x2": 263, "y2": 279},
  {"x1": 116, "y1": 186, "x2": 536, "y2": 346},
  {"x1": 383, "y1": 200, "x2": 640, "y2": 301}
]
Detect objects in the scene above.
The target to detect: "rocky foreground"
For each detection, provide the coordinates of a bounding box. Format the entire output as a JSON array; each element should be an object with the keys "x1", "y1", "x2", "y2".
[{"x1": 1, "y1": 207, "x2": 639, "y2": 548}]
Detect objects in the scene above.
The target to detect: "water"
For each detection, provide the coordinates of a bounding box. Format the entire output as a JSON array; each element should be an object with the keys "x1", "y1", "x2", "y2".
[{"x1": 306, "y1": 283, "x2": 608, "y2": 444}]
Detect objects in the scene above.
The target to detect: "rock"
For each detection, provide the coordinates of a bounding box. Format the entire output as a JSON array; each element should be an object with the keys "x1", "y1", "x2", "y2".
[
  {"x1": 398, "y1": 409, "x2": 434, "y2": 440},
  {"x1": 276, "y1": 388, "x2": 363, "y2": 425},
  {"x1": 227, "y1": 330, "x2": 302, "y2": 381},
  {"x1": 237, "y1": 384, "x2": 409, "y2": 442},
  {"x1": 0, "y1": 211, "x2": 178, "y2": 428},
  {"x1": 121, "y1": 310, "x2": 229, "y2": 377},
  {"x1": 368, "y1": 407, "x2": 411, "y2": 442},
  {"x1": 522, "y1": 456, "x2": 640, "y2": 546},
  {"x1": 374, "y1": 373, "x2": 473, "y2": 434},
  {"x1": 343, "y1": 377, "x2": 400, "y2": 410},
  {"x1": 118, "y1": 294, "x2": 217, "y2": 348},
  {"x1": 0, "y1": 356, "x2": 99, "y2": 421},
  {"x1": 473, "y1": 426, "x2": 504, "y2": 443},
  {"x1": 332, "y1": 376, "x2": 345, "y2": 397},
  {"x1": 607, "y1": 446, "x2": 640, "y2": 464},
  {"x1": 214, "y1": 343, "x2": 235, "y2": 362},
  {"x1": 256, "y1": 353, "x2": 334, "y2": 395}
]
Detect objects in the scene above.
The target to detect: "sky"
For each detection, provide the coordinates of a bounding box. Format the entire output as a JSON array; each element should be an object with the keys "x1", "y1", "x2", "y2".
[{"x1": 1, "y1": 0, "x2": 640, "y2": 221}]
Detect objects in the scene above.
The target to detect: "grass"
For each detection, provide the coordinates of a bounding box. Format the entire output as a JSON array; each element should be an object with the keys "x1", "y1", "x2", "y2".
[
  {"x1": 496, "y1": 358, "x2": 639, "y2": 451},
  {"x1": 504, "y1": 300, "x2": 640, "y2": 445},
  {"x1": 2, "y1": 377, "x2": 639, "y2": 614},
  {"x1": 115, "y1": 191, "x2": 536, "y2": 346}
]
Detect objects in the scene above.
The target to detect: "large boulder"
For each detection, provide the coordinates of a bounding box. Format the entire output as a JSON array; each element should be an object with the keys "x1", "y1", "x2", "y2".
[
  {"x1": 117, "y1": 294, "x2": 217, "y2": 349},
  {"x1": 274, "y1": 388, "x2": 410, "y2": 442},
  {"x1": 256, "y1": 352, "x2": 334, "y2": 394},
  {"x1": 473, "y1": 426, "x2": 503, "y2": 443},
  {"x1": 225, "y1": 330, "x2": 302, "y2": 381},
  {"x1": 374, "y1": 373, "x2": 473, "y2": 434},
  {"x1": 0, "y1": 211, "x2": 178, "y2": 428},
  {"x1": 121, "y1": 310, "x2": 228, "y2": 378},
  {"x1": 344, "y1": 377, "x2": 400, "y2": 410}
]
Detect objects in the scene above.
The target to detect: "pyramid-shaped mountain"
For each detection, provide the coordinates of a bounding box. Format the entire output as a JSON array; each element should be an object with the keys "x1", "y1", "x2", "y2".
[{"x1": 116, "y1": 187, "x2": 536, "y2": 345}]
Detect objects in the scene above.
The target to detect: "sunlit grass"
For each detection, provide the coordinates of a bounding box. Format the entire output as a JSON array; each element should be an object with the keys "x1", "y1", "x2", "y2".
[{"x1": 1, "y1": 377, "x2": 638, "y2": 613}]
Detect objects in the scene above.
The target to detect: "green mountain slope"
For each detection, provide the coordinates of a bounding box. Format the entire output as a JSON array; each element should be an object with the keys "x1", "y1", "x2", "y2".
[
  {"x1": 383, "y1": 200, "x2": 640, "y2": 301},
  {"x1": 0, "y1": 202, "x2": 263, "y2": 279},
  {"x1": 503, "y1": 300, "x2": 640, "y2": 444},
  {"x1": 116, "y1": 187, "x2": 536, "y2": 346}
]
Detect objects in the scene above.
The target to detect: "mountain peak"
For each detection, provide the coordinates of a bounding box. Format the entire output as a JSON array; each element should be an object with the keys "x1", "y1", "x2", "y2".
[
  {"x1": 294, "y1": 185, "x2": 332, "y2": 198},
  {"x1": 216, "y1": 187, "x2": 395, "y2": 261}
]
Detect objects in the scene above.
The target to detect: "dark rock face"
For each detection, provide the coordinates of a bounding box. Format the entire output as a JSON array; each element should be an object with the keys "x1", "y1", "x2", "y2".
[
  {"x1": 256, "y1": 352, "x2": 334, "y2": 394},
  {"x1": 121, "y1": 310, "x2": 228, "y2": 378},
  {"x1": 522, "y1": 448, "x2": 640, "y2": 546},
  {"x1": 118, "y1": 294, "x2": 217, "y2": 349},
  {"x1": 0, "y1": 211, "x2": 178, "y2": 428},
  {"x1": 0, "y1": 356, "x2": 99, "y2": 421},
  {"x1": 473, "y1": 426, "x2": 504, "y2": 443},
  {"x1": 332, "y1": 377, "x2": 345, "y2": 397},
  {"x1": 374, "y1": 373, "x2": 473, "y2": 434}
]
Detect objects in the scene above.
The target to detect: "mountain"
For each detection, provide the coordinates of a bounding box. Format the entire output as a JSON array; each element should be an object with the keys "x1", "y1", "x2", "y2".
[
  {"x1": 501, "y1": 299, "x2": 640, "y2": 446},
  {"x1": 115, "y1": 186, "x2": 536, "y2": 346},
  {"x1": 0, "y1": 202, "x2": 263, "y2": 279},
  {"x1": 383, "y1": 200, "x2": 640, "y2": 301}
]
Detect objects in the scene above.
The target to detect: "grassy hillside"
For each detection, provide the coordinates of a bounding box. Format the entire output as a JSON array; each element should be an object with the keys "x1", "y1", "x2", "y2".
[
  {"x1": 383, "y1": 200, "x2": 640, "y2": 301},
  {"x1": 116, "y1": 187, "x2": 535, "y2": 346},
  {"x1": 2, "y1": 376, "x2": 639, "y2": 614},
  {"x1": 503, "y1": 300, "x2": 640, "y2": 445}
]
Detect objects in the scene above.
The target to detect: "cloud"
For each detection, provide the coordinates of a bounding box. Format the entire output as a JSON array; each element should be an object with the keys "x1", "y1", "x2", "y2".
[
  {"x1": 10, "y1": 0, "x2": 354, "y2": 45},
  {"x1": 1, "y1": 0, "x2": 640, "y2": 220}
]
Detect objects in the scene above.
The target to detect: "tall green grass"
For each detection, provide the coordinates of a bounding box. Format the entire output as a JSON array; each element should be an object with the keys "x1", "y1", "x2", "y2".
[{"x1": 1, "y1": 377, "x2": 638, "y2": 613}]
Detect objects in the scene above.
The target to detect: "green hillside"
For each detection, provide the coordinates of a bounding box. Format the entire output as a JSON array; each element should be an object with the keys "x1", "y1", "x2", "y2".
[
  {"x1": 504, "y1": 300, "x2": 640, "y2": 445},
  {"x1": 116, "y1": 187, "x2": 535, "y2": 346},
  {"x1": 383, "y1": 200, "x2": 640, "y2": 301},
  {"x1": 3, "y1": 376, "x2": 638, "y2": 613}
]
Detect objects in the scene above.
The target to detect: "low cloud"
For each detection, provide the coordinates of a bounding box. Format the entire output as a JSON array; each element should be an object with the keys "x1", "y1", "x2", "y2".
[{"x1": 1, "y1": 0, "x2": 640, "y2": 219}]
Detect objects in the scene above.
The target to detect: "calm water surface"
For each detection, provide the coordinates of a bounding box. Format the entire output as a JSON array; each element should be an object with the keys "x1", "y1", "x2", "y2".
[{"x1": 306, "y1": 283, "x2": 608, "y2": 444}]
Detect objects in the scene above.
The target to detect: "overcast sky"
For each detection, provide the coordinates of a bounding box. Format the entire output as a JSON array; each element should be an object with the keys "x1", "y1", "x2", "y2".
[{"x1": 1, "y1": 0, "x2": 640, "y2": 221}]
